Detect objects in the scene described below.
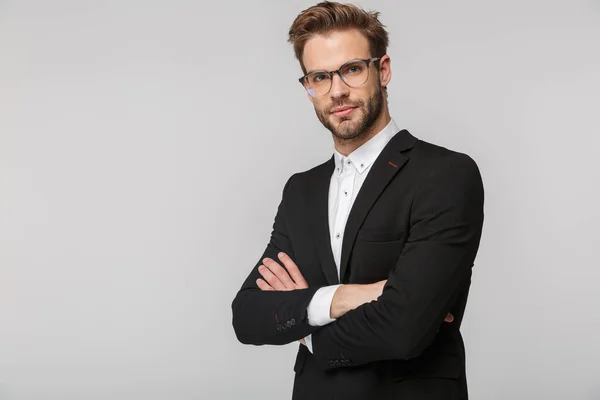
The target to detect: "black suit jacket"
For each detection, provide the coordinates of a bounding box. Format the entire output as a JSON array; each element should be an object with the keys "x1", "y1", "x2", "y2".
[{"x1": 232, "y1": 129, "x2": 485, "y2": 400}]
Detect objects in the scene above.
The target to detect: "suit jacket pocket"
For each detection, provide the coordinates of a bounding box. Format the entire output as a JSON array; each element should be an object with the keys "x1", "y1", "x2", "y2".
[
  {"x1": 349, "y1": 231, "x2": 406, "y2": 283},
  {"x1": 356, "y1": 229, "x2": 404, "y2": 242}
]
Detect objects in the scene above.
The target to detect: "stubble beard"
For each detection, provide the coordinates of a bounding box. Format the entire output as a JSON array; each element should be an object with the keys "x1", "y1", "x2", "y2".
[{"x1": 316, "y1": 86, "x2": 384, "y2": 143}]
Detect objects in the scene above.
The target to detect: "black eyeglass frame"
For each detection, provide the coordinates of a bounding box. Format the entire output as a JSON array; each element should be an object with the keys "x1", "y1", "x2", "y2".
[{"x1": 298, "y1": 57, "x2": 381, "y2": 97}]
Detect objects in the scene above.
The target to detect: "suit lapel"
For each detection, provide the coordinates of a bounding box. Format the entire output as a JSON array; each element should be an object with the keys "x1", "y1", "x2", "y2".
[
  {"x1": 339, "y1": 129, "x2": 417, "y2": 282},
  {"x1": 306, "y1": 129, "x2": 418, "y2": 286},
  {"x1": 309, "y1": 156, "x2": 340, "y2": 285}
]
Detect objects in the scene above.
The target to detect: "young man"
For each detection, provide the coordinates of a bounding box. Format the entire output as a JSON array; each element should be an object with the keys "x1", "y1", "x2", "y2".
[{"x1": 231, "y1": 2, "x2": 484, "y2": 399}]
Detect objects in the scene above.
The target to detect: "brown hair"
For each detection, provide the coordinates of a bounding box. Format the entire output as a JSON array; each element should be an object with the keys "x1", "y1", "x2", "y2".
[{"x1": 288, "y1": 1, "x2": 389, "y2": 73}]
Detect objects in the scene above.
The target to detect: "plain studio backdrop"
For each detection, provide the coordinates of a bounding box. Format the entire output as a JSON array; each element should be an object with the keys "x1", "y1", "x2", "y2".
[{"x1": 1, "y1": 0, "x2": 599, "y2": 399}]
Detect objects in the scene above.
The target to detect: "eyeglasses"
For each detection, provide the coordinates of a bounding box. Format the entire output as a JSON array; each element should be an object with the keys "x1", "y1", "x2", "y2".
[{"x1": 298, "y1": 57, "x2": 381, "y2": 98}]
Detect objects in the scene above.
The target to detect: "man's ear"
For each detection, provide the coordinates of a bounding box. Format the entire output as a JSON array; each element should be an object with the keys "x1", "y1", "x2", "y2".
[{"x1": 378, "y1": 55, "x2": 392, "y2": 88}]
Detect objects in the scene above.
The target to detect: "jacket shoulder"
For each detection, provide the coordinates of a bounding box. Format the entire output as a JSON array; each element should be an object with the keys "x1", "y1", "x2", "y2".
[
  {"x1": 412, "y1": 137, "x2": 480, "y2": 171},
  {"x1": 285, "y1": 156, "x2": 332, "y2": 188}
]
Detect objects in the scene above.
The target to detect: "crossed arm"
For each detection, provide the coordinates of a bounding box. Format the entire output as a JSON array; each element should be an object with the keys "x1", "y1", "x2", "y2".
[
  {"x1": 230, "y1": 175, "x2": 389, "y2": 348},
  {"x1": 255, "y1": 252, "x2": 452, "y2": 349},
  {"x1": 231, "y1": 154, "x2": 484, "y2": 371}
]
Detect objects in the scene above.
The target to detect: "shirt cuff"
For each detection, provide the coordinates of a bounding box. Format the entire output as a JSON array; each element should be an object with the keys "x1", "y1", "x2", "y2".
[
  {"x1": 304, "y1": 334, "x2": 313, "y2": 353},
  {"x1": 306, "y1": 284, "x2": 342, "y2": 326}
]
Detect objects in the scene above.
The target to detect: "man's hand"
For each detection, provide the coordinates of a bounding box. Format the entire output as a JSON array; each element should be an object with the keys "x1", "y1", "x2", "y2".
[
  {"x1": 256, "y1": 252, "x2": 308, "y2": 291},
  {"x1": 256, "y1": 252, "x2": 308, "y2": 346}
]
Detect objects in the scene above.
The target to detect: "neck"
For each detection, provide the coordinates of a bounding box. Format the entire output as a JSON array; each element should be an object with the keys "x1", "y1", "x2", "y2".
[{"x1": 333, "y1": 109, "x2": 391, "y2": 157}]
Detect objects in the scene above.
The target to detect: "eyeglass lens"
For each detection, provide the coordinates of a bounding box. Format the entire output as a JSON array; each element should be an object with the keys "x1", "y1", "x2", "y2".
[{"x1": 303, "y1": 60, "x2": 370, "y2": 97}]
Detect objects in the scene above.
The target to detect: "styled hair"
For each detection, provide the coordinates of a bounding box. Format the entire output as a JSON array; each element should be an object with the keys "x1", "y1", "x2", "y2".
[{"x1": 288, "y1": 1, "x2": 389, "y2": 73}]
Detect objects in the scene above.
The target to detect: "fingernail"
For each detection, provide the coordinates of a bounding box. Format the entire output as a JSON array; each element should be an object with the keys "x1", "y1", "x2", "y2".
[{"x1": 278, "y1": 252, "x2": 285, "y2": 258}]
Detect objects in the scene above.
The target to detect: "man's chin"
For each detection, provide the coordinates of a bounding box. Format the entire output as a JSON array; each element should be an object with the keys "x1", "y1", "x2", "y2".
[
  {"x1": 332, "y1": 125, "x2": 363, "y2": 140},
  {"x1": 331, "y1": 115, "x2": 357, "y2": 128}
]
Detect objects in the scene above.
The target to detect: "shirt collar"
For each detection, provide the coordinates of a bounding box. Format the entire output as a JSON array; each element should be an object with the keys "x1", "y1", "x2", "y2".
[{"x1": 333, "y1": 118, "x2": 400, "y2": 175}]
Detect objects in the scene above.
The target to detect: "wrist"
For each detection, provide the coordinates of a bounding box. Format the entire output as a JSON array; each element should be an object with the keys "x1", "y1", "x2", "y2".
[
  {"x1": 330, "y1": 284, "x2": 350, "y2": 319},
  {"x1": 330, "y1": 284, "x2": 368, "y2": 319},
  {"x1": 330, "y1": 281, "x2": 384, "y2": 319}
]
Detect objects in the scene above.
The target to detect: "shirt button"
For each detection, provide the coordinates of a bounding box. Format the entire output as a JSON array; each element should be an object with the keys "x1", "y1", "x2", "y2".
[
  {"x1": 344, "y1": 191, "x2": 348, "y2": 196},
  {"x1": 347, "y1": 161, "x2": 351, "y2": 165},
  {"x1": 336, "y1": 233, "x2": 340, "y2": 239},
  {"x1": 360, "y1": 163, "x2": 364, "y2": 167}
]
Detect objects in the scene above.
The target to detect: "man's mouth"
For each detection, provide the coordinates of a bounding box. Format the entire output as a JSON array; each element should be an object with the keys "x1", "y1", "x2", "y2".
[{"x1": 330, "y1": 106, "x2": 357, "y2": 118}]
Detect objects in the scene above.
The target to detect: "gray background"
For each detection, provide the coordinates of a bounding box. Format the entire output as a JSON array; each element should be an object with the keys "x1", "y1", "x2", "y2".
[{"x1": 1, "y1": 0, "x2": 599, "y2": 399}]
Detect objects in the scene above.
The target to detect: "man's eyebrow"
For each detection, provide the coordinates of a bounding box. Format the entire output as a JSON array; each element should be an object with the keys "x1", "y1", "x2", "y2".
[
  {"x1": 305, "y1": 67, "x2": 326, "y2": 75},
  {"x1": 304, "y1": 58, "x2": 366, "y2": 75}
]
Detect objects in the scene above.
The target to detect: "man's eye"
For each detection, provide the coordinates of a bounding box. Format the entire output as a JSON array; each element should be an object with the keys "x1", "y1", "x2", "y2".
[{"x1": 344, "y1": 64, "x2": 364, "y2": 75}]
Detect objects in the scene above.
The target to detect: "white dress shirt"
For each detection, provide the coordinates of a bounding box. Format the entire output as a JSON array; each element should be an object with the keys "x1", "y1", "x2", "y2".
[{"x1": 304, "y1": 118, "x2": 400, "y2": 353}]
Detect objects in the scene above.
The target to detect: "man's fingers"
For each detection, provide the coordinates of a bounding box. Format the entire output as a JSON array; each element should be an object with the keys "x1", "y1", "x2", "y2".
[
  {"x1": 258, "y1": 254, "x2": 309, "y2": 291},
  {"x1": 444, "y1": 313, "x2": 454, "y2": 323},
  {"x1": 278, "y1": 252, "x2": 308, "y2": 288},
  {"x1": 256, "y1": 278, "x2": 274, "y2": 291},
  {"x1": 258, "y1": 264, "x2": 286, "y2": 290},
  {"x1": 262, "y1": 257, "x2": 295, "y2": 289}
]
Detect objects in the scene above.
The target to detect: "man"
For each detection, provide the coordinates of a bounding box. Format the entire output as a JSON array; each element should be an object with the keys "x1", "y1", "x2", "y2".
[{"x1": 231, "y1": 2, "x2": 484, "y2": 399}]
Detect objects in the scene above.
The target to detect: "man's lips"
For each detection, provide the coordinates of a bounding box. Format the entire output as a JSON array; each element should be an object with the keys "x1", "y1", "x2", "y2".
[{"x1": 331, "y1": 106, "x2": 357, "y2": 118}]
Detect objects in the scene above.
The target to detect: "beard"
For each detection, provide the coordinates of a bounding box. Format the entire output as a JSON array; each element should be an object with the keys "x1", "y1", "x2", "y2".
[{"x1": 315, "y1": 86, "x2": 384, "y2": 142}]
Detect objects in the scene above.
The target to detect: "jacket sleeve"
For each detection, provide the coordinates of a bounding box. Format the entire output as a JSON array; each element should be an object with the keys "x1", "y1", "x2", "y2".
[
  {"x1": 231, "y1": 173, "x2": 322, "y2": 346},
  {"x1": 311, "y1": 153, "x2": 485, "y2": 370}
]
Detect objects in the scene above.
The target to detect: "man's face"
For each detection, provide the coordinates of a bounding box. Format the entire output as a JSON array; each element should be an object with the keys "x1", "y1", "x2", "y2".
[{"x1": 302, "y1": 29, "x2": 386, "y2": 141}]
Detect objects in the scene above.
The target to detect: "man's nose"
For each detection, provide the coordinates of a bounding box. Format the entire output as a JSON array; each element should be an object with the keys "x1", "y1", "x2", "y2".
[{"x1": 329, "y1": 73, "x2": 350, "y2": 99}]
